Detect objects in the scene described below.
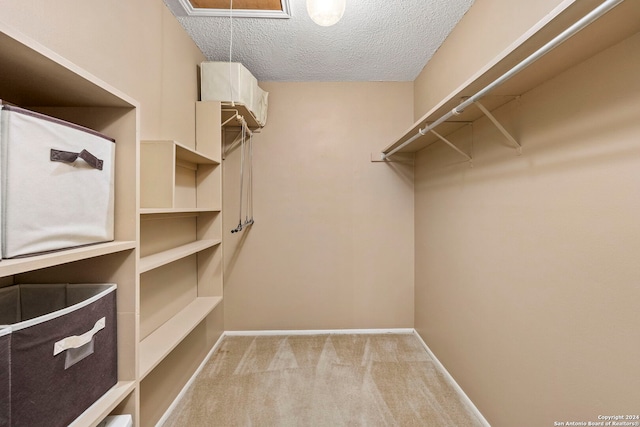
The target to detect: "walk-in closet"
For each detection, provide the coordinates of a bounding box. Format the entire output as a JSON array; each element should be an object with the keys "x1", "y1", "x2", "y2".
[{"x1": 0, "y1": 0, "x2": 638, "y2": 425}]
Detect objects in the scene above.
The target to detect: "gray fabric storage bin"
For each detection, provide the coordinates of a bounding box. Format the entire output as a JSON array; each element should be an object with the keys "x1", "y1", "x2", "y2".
[
  {"x1": 0, "y1": 283, "x2": 117, "y2": 427},
  {"x1": 0, "y1": 327, "x2": 10, "y2": 427},
  {"x1": 0, "y1": 103, "x2": 116, "y2": 259}
]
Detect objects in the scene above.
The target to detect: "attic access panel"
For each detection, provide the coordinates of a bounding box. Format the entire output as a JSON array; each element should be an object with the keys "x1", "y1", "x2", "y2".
[
  {"x1": 190, "y1": 0, "x2": 281, "y2": 9},
  {"x1": 179, "y1": 0, "x2": 291, "y2": 18}
]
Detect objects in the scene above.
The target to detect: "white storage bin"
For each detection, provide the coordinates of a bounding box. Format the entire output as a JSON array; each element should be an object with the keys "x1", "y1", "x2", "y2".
[
  {"x1": 200, "y1": 61, "x2": 269, "y2": 126},
  {"x1": 0, "y1": 103, "x2": 115, "y2": 258},
  {"x1": 252, "y1": 83, "x2": 269, "y2": 127}
]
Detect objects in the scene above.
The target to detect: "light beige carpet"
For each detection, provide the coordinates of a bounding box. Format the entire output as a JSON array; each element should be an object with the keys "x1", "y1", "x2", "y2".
[{"x1": 163, "y1": 334, "x2": 485, "y2": 426}]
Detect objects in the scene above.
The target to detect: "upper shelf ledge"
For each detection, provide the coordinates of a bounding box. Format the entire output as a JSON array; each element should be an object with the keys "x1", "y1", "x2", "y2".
[
  {"x1": 0, "y1": 22, "x2": 138, "y2": 109},
  {"x1": 381, "y1": 0, "x2": 640, "y2": 158},
  {"x1": 221, "y1": 103, "x2": 262, "y2": 131}
]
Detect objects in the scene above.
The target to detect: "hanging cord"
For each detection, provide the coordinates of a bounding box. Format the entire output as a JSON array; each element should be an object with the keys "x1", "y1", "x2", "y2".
[
  {"x1": 228, "y1": 0, "x2": 235, "y2": 107},
  {"x1": 244, "y1": 131, "x2": 254, "y2": 227},
  {"x1": 231, "y1": 120, "x2": 246, "y2": 233},
  {"x1": 249, "y1": 132, "x2": 254, "y2": 224}
]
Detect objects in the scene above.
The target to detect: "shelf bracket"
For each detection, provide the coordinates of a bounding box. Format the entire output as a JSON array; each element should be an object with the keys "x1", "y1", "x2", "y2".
[
  {"x1": 474, "y1": 101, "x2": 522, "y2": 155},
  {"x1": 422, "y1": 128, "x2": 472, "y2": 164},
  {"x1": 223, "y1": 131, "x2": 244, "y2": 159},
  {"x1": 370, "y1": 152, "x2": 414, "y2": 163},
  {"x1": 222, "y1": 115, "x2": 254, "y2": 159},
  {"x1": 221, "y1": 110, "x2": 239, "y2": 128}
]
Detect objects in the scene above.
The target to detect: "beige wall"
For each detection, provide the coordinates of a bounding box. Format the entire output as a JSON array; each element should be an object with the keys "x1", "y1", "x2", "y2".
[
  {"x1": 223, "y1": 82, "x2": 415, "y2": 331},
  {"x1": 0, "y1": 0, "x2": 202, "y2": 147},
  {"x1": 415, "y1": 22, "x2": 640, "y2": 427}
]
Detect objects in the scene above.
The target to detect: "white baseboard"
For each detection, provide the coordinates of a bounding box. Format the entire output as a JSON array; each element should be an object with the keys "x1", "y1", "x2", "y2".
[
  {"x1": 155, "y1": 331, "x2": 227, "y2": 427},
  {"x1": 412, "y1": 330, "x2": 491, "y2": 427},
  {"x1": 157, "y1": 328, "x2": 489, "y2": 427},
  {"x1": 224, "y1": 328, "x2": 416, "y2": 336}
]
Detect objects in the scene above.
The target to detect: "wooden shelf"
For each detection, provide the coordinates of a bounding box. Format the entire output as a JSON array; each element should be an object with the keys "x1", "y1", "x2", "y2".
[
  {"x1": 0, "y1": 241, "x2": 136, "y2": 278},
  {"x1": 140, "y1": 139, "x2": 221, "y2": 210},
  {"x1": 139, "y1": 239, "x2": 221, "y2": 273},
  {"x1": 174, "y1": 140, "x2": 219, "y2": 165},
  {"x1": 0, "y1": 23, "x2": 134, "y2": 108},
  {"x1": 383, "y1": 0, "x2": 640, "y2": 154},
  {"x1": 139, "y1": 296, "x2": 223, "y2": 379},
  {"x1": 140, "y1": 207, "x2": 221, "y2": 215},
  {"x1": 68, "y1": 381, "x2": 135, "y2": 427}
]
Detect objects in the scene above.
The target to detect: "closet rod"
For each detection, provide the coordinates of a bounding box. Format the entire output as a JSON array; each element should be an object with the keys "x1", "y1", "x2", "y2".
[{"x1": 382, "y1": 0, "x2": 624, "y2": 159}]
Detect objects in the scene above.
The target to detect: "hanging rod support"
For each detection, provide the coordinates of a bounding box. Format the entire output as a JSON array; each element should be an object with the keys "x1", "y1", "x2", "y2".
[
  {"x1": 224, "y1": 131, "x2": 244, "y2": 159},
  {"x1": 474, "y1": 101, "x2": 522, "y2": 154},
  {"x1": 422, "y1": 128, "x2": 472, "y2": 163},
  {"x1": 221, "y1": 111, "x2": 238, "y2": 128},
  {"x1": 223, "y1": 114, "x2": 254, "y2": 159},
  {"x1": 221, "y1": 109, "x2": 254, "y2": 136},
  {"x1": 381, "y1": 0, "x2": 624, "y2": 160}
]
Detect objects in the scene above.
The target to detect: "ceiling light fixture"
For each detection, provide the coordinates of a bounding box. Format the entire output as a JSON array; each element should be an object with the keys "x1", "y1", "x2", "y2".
[{"x1": 306, "y1": 0, "x2": 345, "y2": 26}]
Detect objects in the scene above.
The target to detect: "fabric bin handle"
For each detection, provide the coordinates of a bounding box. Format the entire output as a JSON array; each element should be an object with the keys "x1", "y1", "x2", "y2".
[
  {"x1": 53, "y1": 317, "x2": 105, "y2": 356},
  {"x1": 50, "y1": 148, "x2": 104, "y2": 170}
]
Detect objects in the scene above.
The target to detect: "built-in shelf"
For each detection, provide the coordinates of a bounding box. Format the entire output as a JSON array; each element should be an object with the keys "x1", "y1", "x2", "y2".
[
  {"x1": 0, "y1": 24, "x2": 133, "y2": 108},
  {"x1": 174, "y1": 140, "x2": 219, "y2": 165},
  {"x1": 139, "y1": 239, "x2": 221, "y2": 273},
  {"x1": 137, "y1": 102, "x2": 223, "y2": 425},
  {"x1": 382, "y1": 0, "x2": 640, "y2": 155},
  {"x1": 0, "y1": 20, "x2": 139, "y2": 426},
  {"x1": 140, "y1": 207, "x2": 221, "y2": 215},
  {"x1": 138, "y1": 101, "x2": 223, "y2": 425},
  {"x1": 0, "y1": 241, "x2": 136, "y2": 278},
  {"x1": 139, "y1": 296, "x2": 223, "y2": 379},
  {"x1": 140, "y1": 139, "x2": 221, "y2": 210},
  {"x1": 68, "y1": 381, "x2": 136, "y2": 427}
]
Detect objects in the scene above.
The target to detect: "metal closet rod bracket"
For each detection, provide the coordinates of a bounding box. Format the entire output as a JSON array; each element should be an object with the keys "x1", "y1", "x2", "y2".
[
  {"x1": 474, "y1": 100, "x2": 522, "y2": 155},
  {"x1": 223, "y1": 116, "x2": 254, "y2": 159},
  {"x1": 221, "y1": 109, "x2": 240, "y2": 128},
  {"x1": 419, "y1": 126, "x2": 473, "y2": 166},
  {"x1": 370, "y1": 151, "x2": 415, "y2": 163}
]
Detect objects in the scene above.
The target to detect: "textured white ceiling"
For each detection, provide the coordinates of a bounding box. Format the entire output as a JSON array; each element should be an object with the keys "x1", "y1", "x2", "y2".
[{"x1": 164, "y1": 0, "x2": 475, "y2": 82}]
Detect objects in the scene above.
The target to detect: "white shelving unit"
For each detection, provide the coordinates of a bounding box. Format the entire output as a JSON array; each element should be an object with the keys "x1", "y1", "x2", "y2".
[
  {"x1": 0, "y1": 22, "x2": 139, "y2": 426},
  {"x1": 0, "y1": 17, "x2": 243, "y2": 427},
  {"x1": 138, "y1": 101, "x2": 223, "y2": 425}
]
